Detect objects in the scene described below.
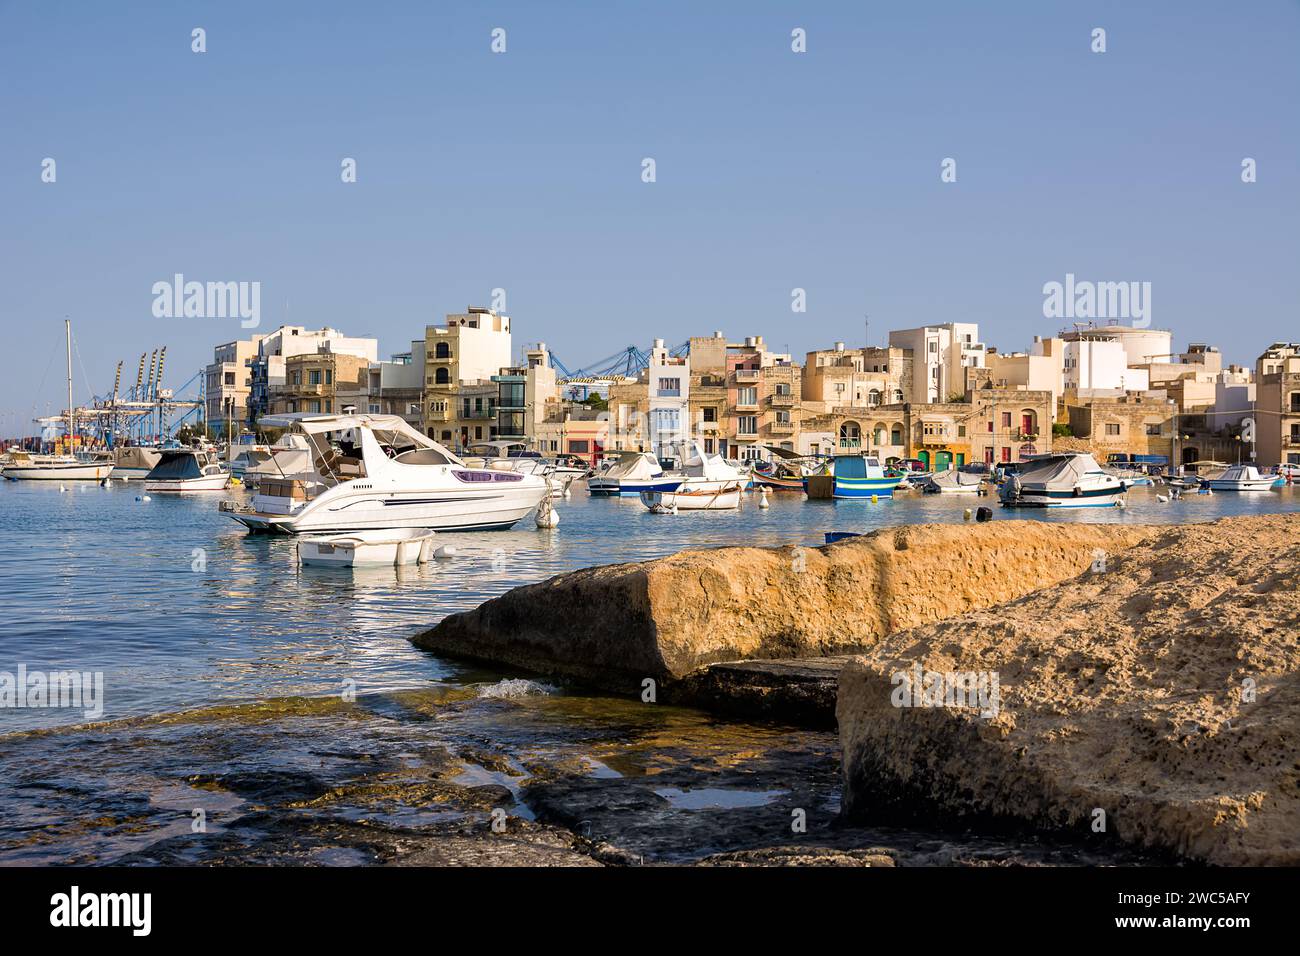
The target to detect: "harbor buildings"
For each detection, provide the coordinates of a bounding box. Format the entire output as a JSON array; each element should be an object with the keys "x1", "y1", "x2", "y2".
[
  {"x1": 269, "y1": 349, "x2": 373, "y2": 417},
  {"x1": 249, "y1": 326, "x2": 378, "y2": 423},
  {"x1": 421, "y1": 307, "x2": 513, "y2": 449},
  {"x1": 1255, "y1": 342, "x2": 1300, "y2": 467},
  {"x1": 204, "y1": 336, "x2": 263, "y2": 436},
  {"x1": 888, "y1": 323, "x2": 986, "y2": 404},
  {"x1": 646, "y1": 339, "x2": 690, "y2": 461},
  {"x1": 493, "y1": 343, "x2": 559, "y2": 446}
]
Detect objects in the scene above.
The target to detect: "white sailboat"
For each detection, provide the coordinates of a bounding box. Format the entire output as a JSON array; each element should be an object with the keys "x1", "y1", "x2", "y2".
[
  {"x1": 4, "y1": 320, "x2": 115, "y2": 482},
  {"x1": 224, "y1": 413, "x2": 549, "y2": 534}
]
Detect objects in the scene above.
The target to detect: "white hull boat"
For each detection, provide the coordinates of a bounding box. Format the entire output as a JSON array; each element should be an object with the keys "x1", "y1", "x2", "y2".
[
  {"x1": 144, "y1": 448, "x2": 230, "y2": 493},
  {"x1": 1000, "y1": 452, "x2": 1127, "y2": 508},
  {"x1": 224, "y1": 413, "x2": 549, "y2": 534},
  {"x1": 641, "y1": 482, "x2": 743, "y2": 511},
  {"x1": 922, "y1": 469, "x2": 984, "y2": 494},
  {"x1": 3, "y1": 454, "x2": 114, "y2": 481},
  {"x1": 1203, "y1": 464, "x2": 1281, "y2": 492},
  {"x1": 298, "y1": 528, "x2": 438, "y2": 567},
  {"x1": 588, "y1": 451, "x2": 681, "y2": 496}
]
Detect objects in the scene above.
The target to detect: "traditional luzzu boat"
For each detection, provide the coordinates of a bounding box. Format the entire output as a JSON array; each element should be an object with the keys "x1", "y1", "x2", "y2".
[
  {"x1": 805, "y1": 454, "x2": 905, "y2": 499},
  {"x1": 751, "y1": 447, "x2": 817, "y2": 491},
  {"x1": 999, "y1": 452, "x2": 1126, "y2": 508}
]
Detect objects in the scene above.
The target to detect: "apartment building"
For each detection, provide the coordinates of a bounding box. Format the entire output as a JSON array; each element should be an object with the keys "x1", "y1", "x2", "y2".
[
  {"x1": 205, "y1": 335, "x2": 263, "y2": 435},
  {"x1": 801, "y1": 343, "x2": 910, "y2": 412},
  {"x1": 986, "y1": 336, "x2": 1065, "y2": 415},
  {"x1": 269, "y1": 350, "x2": 371, "y2": 417},
  {"x1": 351, "y1": 340, "x2": 426, "y2": 426},
  {"x1": 422, "y1": 307, "x2": 513, "y2": 447},
  {"x1": 723, "y1": 335, "x2": 797, "y2": 460},
  {"x1": 647, "y1": 339, "x2": 690, "y2": 460},
  {"x1": 1256, "y1": 342, "x2": 1300, "y2": 467},
  {"x1": 888, "y1": 323, "x2": 986, "y2": 403},
  {"x1": 248, "y1": 326, "x2": 378, "y2": 423}
]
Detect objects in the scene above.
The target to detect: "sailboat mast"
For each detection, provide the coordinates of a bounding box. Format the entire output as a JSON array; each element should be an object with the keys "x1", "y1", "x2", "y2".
[{"x1": 65, "y1": 318, "x2": 74, "y2": 452}]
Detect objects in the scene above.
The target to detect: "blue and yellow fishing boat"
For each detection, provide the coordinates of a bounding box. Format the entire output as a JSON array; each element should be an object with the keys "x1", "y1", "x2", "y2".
[{"x1": 804, "y1": 454, "x2": 905, "y2": 499}]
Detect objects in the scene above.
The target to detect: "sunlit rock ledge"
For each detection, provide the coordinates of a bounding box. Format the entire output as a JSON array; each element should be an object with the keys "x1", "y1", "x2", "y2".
[
  {"x1": 411, "y1": 521, "x2": 1153, "y2": 694},
  {"x1": 836, "y1": 514, "x2": 1300, "y2": 866}
]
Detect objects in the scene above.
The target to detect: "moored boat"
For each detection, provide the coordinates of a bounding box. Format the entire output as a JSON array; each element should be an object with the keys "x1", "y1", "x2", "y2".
[
  {"x1": 297, "y1": 528, "x2": 438, "y2": 567},
  {"x1": 111, "y1": 445, "x2": 162, "y2": 480},
  {"x1": 586, "y1": 451, "x2": 681, "y2": 496},
  {"x1": 999, "y1": 452, "x2": 1126, "y2": 508},
  {"x1": 922, "y1": 469, "x2": 984, "y2": 494},
  {"x1": 224, "y1": 413, "x2": 549, "y2": 534},
  {"x1": 143, "y1": 448, "x2": 230, "y2": 492},
  {"x1": 807, "y1": 454, "x2": 905, "y2": 499},
  {"x1": 1203, "y1": 464, "x2": 1282, "y2": 492},
  {"x1": 640, "y1": 441, "x2": 746, "y2": 511},
  {"x1": 2, "y1": 451, "x2": 115, "y2": 482}
]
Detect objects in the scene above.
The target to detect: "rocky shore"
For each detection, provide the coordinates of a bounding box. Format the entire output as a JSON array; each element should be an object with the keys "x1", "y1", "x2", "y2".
[{"x1": 410, "y1": 513, "x2": 1298, "y2": 865}]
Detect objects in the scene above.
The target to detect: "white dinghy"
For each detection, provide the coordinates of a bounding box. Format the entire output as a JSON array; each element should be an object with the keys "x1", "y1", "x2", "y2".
[{"x1": 298, "y1": 528, "x2": 438, "y2": 567}]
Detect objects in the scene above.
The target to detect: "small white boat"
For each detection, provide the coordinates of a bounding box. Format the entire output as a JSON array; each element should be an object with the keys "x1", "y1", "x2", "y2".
[
  {"x1": 298, "y1": 528, "x2": 438, "y2": 567},
  {"x1": 1203, "y1": 464, "x2": 1282, "y2": 492},
  {"x1": 922, "y1": 469, "x2": 984, "y2": 494},
  {"x1": 143, "y1": 448, "x2": 230, "y2": 492},
  {"x1": 2, "y1": 451, "x2": 114, "y2": 481},
  {"x1": 641, "y1": 441, "x2": 746, "y2": 510}
]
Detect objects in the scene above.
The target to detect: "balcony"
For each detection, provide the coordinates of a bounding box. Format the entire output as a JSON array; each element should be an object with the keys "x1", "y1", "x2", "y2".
[
  {"x1": 698, "y1": 420, "x2": 721, "y2": 432},
  {"x1": 768, "y1": 393, "x2": 795, "y2": 407},
  {"x1": 459, "y1": 408, "x2": 496, "y2": 420},
  {"x1": 733, "y1": 400, "x2": 758, "y2": 412},
  {"x1": 920, "y1": 432, "x2": 951, "y2": 446},
  {"x1": 733, "y1": 369, "x2": 760, "y2": 383},
  {"x1": 284, "y1": 384, "x2": 325, "y2": 397},
  {"x1": 769, "y1": 421, "x2": 795, "y2": 434},
  {"x1": 838, "y1": 438, "x2": 862, "y2": 450}
]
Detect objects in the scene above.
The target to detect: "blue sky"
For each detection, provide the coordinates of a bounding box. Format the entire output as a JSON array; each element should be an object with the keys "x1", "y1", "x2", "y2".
[{"x1": 2, "y1": 0, "x2": 1297, "y2": 435}]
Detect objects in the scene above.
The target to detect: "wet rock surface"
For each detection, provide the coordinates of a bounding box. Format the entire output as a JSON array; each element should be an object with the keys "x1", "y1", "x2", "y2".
[{"x1": 0, "y1": 683, "x2": 1168, "y2": 866}]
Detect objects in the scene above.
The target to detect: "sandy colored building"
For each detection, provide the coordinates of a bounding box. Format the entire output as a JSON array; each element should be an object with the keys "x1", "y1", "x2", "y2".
[
  {"x1": 422, "y1": 307, "x2": 513, "y2": 446},
  {"x1": 270, "y1": 350, "x2": 371, "y2": 417},
  {"x1": 205, "y1": 336, "x2": 263, "y2": 435},
  {"x1": 1255, "y1": 342, "x2": 1300, "y2": 467}
]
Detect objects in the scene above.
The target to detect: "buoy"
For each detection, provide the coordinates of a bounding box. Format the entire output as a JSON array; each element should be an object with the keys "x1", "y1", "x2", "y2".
[
  {"x1": 975, "y1": 506, "x2": 993, "y2": 522},
  {"x1": 758, "y1": 487, "x2": 770, "y2": 509},
  {"x1": 59, "y1": 484, "x2": 67, "y2": 493},
  {"x1": 870, "y1": 494, "x2": 878, "y2": 503},
  {"x1": 963, "y1": 508, "x2": 973, "y2": 521},
  {"x1": 1156, "y1": 494, "x2": 1169, "y2": 503},
  {"x1": 536, "y1": 504, "x2": 560, "y2": 528},
  {"x1": 1116, "y1": 497, "x2": 1126, "y2": 509},
  {"x1": 434, "y1": 545, "x2": 456, "y2": 559}
]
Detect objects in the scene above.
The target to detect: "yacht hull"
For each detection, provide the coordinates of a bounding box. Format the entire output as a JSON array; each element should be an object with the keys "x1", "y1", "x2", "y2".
[
  {"x1": 4, "y1": 463, "x2": 114, "y2": 481},
  {"x1": 233, "y1": 484, "x2": 546, "y2": 534},
  {"x1": 587, "y1": 477, "x2": 683, "y2": 497},
  {"x1": 1001, "y1": 486, "x2": 1126, "y2": 508},
  {"x1": 145, "y1": 475, "x2": 231, "y2": 492}
]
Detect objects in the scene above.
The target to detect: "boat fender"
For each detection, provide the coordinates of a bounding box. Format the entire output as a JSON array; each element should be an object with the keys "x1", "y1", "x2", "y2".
[
  {"x1": 1072, "y1": 487, "x2": 1081, "y2": 497},
  {"x1": 963, "y1": 508, "x2": 973, "y2": 521}
]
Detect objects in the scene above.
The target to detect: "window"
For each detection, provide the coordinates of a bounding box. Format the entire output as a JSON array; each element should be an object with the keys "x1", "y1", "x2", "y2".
[
  {"x1": 737, "y1": 415, "x2": 758, "y2": 435},
  {"x1": 224, "y1": 372, "x2": 235, "y2": 386},
  {"x1": 957, "y1": 425, "x2": 966, "y2": 437},
  {"x1": 291, "y1": 371, "x2": 301, "y2": 385},
  {"x1": 435, "y1": 342, "x2": 451, "y2": 359},
  {"x1": 775, "y1": 383, "x2": 792, "y2": 396},
  {"x1": 776, "y1": 410, "x2": 791, "y2": 424},
  {"x1": 658, "y1": 377, "x2": 681, "y2": 397},
  {"x1": 929, "y1": 341, "x2": 938, "y2": 354},
  {"x1": 703, "y1": 407, "x2": 717, "y2": 423},
  {"x1": 737, "y1": 387, "x2": 757, "y2": 406},
  {"x1": 1106, "y1": 423, "x2": 1121, "y2": 436},
  {"x1": 704, "y1": 439, "x2": 714, "y2": 453},
  {"x1": 1001, "y1": 447, "x2": 1011, "y2": 463},
  {"x1": 324, "y1": 400, "x2": 332, "y2": 413},
  {"x1": 309, "y1": 370, "x2": 322, "y2": 385},
  {"x1": 1146, "y1": 423, "x2": 1162, "y2": 436},
  {"x1": 868, "y1": 389, "x2": 881, "y2": 406},
  {"x1": 569, "y1": 440, "x2": 589, "y2": 453},
  {"x1": 325, "y1": 370, "x2": 333, "y2": 385},
  {"x1": 1001, "y1": 412, "x2": 1012, "y2": 428},
  {"x1": 435, "y1": 367, "x2": 450, "y2": 385},
  {"x1": 891, "y1": 425, "x2": 903, "y2": 444}
]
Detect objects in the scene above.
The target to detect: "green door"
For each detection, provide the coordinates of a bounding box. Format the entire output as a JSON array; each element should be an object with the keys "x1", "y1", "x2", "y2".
[
  {"x1": 935, "y1": 451, "x2": 952, "y2": 471},
  {"x1": 955, "y1": 453, "x2": 965, "y2": 467},
  {"x1": 918, "y1": 450, "x2": 930, "y2": 468}
]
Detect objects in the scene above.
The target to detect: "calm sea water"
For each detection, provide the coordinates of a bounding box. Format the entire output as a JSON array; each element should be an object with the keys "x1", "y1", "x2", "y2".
[
  {"x1": 2, "y1": 478, "x2": 1297, "y2": 732},
  {"x1": 4, "y1": 478, "x2": 1291, "y2": 865}
]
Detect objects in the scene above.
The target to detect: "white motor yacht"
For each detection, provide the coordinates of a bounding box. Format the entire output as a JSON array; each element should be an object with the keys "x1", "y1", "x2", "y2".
[{"x1": 224, "y1": 413, "x2": 549, "y2": 534}]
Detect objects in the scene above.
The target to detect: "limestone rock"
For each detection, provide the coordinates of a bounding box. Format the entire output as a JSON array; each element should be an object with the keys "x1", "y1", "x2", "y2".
[
  {"x1": 413, "y1": 521, "x2": 1153, "y2": 692},
  {"x1": 837, "y1": 514, "x2": 1300, "y2": 866}
]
